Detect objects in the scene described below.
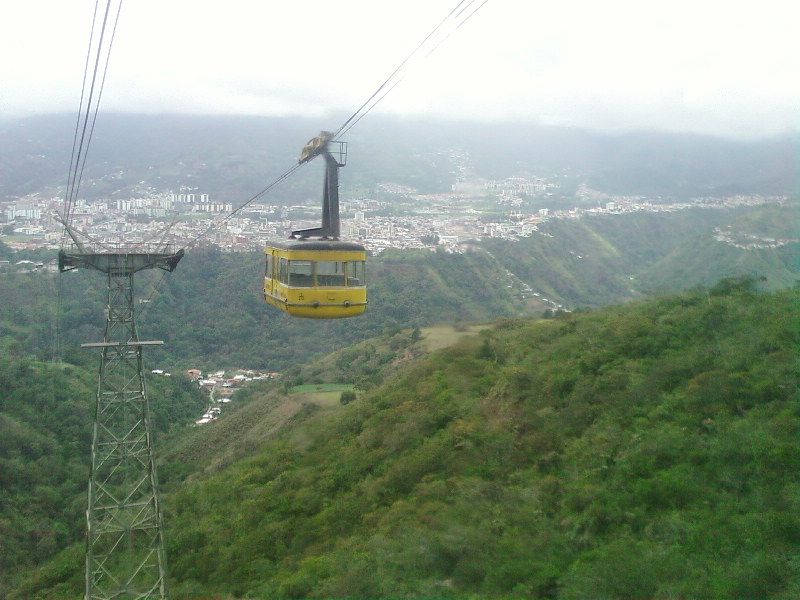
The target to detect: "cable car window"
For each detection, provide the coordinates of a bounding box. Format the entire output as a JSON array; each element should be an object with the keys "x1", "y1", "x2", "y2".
[
  {"x1": 316, "y1": 261, "x2": 345, "y2": 286},
  {"x1": 347, "y1": 261, "x2": 365, "y2": 286},
  {"x1": 266, "y1": 254, "x2": 273, "y2": 278},
  {"x1": 279, "y1": 258, "x2": 288, "y2": 284},
  {"x1": 289, "y1": 261, "x2": 314, "y2": 287}
]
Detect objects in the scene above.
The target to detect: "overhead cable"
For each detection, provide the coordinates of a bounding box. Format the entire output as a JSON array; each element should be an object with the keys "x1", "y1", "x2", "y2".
[
  {"x1": 335, "y1": 0, "x2": 491, "y2": 140},
  {"x1": 65, "y1": 0, "x2": 114, "y2": 221},
  {"x1": 56, "y1": 0, "x2": 121, "y2": 361},
  {"x1": 137, "y1": 0, "x2": 491, "y2": 322},
  {"x1": 333, "y1": 0, "x2": 472, "y2": 139},
  {"x1": 63, "y1": 0, "x2": 123, "y2": 233},
  {"x1": 71, "y1": 0, "x2": 124, "y2": 220},
  {"x1": 61, "y1": 0, "x2": 100, "y2": 246},
  {"x1": 137, "y1": 161, "x2": 306, "y2": 322}
]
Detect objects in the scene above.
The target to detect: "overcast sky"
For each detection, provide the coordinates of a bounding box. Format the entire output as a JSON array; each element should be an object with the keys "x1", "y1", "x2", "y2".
[{"x1": 1, "y1": 0, "x2": 798, "y2": 138}]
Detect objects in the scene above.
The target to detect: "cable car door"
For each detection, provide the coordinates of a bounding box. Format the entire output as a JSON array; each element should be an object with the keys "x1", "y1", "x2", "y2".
[{"x1": 266, "y1": 250, "x2": 275, "y2": 297}]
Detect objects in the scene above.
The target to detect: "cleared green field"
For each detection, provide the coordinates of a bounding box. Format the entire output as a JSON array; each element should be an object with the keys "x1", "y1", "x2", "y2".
[
  {"x1": 301, "y1": 391, "x2": 346, "y2": 406},
  {"x1": 420, "y1": 324, "x2": 489, "y2": 352},
  {"x1": 289, "y1": 383, "x2": 356, "y2": 393},
  {"x1": 291, "y1": 384, "x2": 357, "y2": 407}
]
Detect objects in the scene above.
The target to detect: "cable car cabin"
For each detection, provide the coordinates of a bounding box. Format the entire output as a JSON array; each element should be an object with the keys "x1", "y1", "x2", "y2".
[{"x1": 264, "y1": 240, "x2": 367, "y2": 318}]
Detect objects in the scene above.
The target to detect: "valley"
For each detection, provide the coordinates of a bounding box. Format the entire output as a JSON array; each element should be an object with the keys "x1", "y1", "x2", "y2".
[{"x1": 1, "y1": 113, "x2": 798, "y2": 599}]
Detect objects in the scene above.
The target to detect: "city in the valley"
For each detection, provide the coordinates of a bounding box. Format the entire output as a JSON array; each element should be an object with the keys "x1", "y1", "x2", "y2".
[{"x1": 1, "y1": 173, "x2": 789, "y2": 260}]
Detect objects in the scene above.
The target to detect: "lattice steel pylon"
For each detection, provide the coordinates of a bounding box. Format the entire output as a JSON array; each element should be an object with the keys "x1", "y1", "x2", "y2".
[{"x1": 59, "y1": 239, "x2": 183, "y2": 600}]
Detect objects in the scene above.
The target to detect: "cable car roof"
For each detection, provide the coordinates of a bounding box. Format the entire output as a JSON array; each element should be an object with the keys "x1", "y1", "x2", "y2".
[{"x1": 267, "y1": 240, "x2": 366, "y2": 252}]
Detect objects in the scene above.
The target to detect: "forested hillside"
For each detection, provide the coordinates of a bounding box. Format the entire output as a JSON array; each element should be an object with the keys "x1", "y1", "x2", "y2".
[
  {"x1": 484, "y1": 204, "x2": 799, "y2": 307},
  {"x1": 0, "y1": 356, "x2": 206, "y2": 598},
  {"x1": 138, "y1": 247, "x2": 521, "y2": 370},
  {"x1": 12, "y1": 280, "x2": 800, "y2": 599},
  {"x1": 0, "y1": 248, "x2": 524, "y2": 371},
  {"x1": 3, "y1": 204, "x2": 797, "y2": 373}
]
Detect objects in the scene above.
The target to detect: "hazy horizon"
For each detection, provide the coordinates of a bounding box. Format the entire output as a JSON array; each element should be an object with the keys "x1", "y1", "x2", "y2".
[
  {"x1": 3, "y1": 0, "x2": 799, "y2": 140},
  {"x1": 3, "y1": 110, "x2": 798, "y2": 144}
]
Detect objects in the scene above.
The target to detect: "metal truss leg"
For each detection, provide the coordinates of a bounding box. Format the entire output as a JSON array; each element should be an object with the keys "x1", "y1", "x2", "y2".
[{"x1": 85, "y1": 271, "x2": 168, "y2": 600}]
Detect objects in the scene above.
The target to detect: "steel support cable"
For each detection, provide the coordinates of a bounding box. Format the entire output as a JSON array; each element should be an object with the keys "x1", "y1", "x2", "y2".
[
  {"x1": 67, "y1": 223, "x2": 117, "y2": 248},
  {"x1": 61, "y1": 0, "x2": 101, "y2": 248},
  {"x1": 336, "y1": 0, "x2": 489, "y2": 140},
  {"x1": 179, "y1": 15, "x2": 445, "y2": 251},
  {"x1": 333, "y1": 0, "x2": 471, "y2": 139},
  {"x1": 55, "y1": 268, "x2": 106, "y2": 360},
  {"x1": 66, "y1": 0, "x2": 117, "y2": 228},
  {"x1": 424, "y1": 0, "x2": 490, "y2": 59},
  {"x1": 453, "y1": 0, "x2": 476, "y2": 20},
  {"x1": 455, "y1": 0, "x2": 489, "y2": 29},
  {"x1": 189, "y1": 162, "x2": 305, "y2": 247},
  {"x1": 65, "y1": 0, "x2": 115, "y2": 228},
  {"x1": 72, "y1": 0, "x2": 124, "y2": 220},
  {"x1": 55, "y1": 273, "x2": 64, "y2": 360},
  {"x1": 57, "y1": 0, "x2": 101, "y2": 360},
  {"x1": 336, "y1": 76, "x2": 406, "y2": 140},
  {"x1": 57, "y1": 0, "x2": 122, "y2": 364},
  {"x1": 137, "y1": 162, "x2": 305, "y2": 322},
  {"x1": 138, "y1": 0, "x2": 491, "y2": 323},
  {"x1": 151, "y1": 0, "x2": 482, "y2": 250},
  {"x1": 55, "y1": 233, "x2": 109, "y2": 361},
  {"x1": 135, "y1": 215, "x2": 180, "y2": 250}
]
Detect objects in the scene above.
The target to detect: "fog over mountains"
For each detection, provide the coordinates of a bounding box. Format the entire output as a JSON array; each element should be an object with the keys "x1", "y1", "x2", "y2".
[{"x1": 1, "y1": 114, "x2": 797, "y2": 203}]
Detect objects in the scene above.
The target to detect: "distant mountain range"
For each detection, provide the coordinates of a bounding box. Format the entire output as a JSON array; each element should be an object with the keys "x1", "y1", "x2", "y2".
[{"x1": 1, "y1": 114, "x2": 797, "y2": 203}]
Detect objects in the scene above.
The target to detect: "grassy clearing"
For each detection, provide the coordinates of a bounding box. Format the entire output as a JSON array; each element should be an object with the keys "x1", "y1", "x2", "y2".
[
  {"x1": 420, "y1": 324, "x2": 489, "y2": 352},
  {"x1": 289, "y1": 383, "x2": 356, "y2": 393},
  {"x1": 299, "y1": 391, "x2": 346, "y2": 407}
]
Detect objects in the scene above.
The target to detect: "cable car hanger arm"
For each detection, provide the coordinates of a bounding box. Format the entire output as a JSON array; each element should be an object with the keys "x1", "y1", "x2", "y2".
[{"x1": 291, "y1": 132, "x2": 347, "y2": 240}]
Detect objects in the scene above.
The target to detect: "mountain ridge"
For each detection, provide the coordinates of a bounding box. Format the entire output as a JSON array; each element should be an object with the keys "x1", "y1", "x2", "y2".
[{"x1": 2, "y1": 114, "x2": 797, "y2": 201}]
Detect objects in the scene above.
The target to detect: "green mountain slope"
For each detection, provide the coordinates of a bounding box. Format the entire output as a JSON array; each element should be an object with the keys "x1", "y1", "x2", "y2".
[
  {"x1": 484, "y1": 204, "x2": 799, "y2": 307},
  {"x1": 0, "y1": 356, "x2": 206, "y2": 597},
  {"x1": 4, "y1": 203, "x2": 797, "y2": 373},
  {"x1": 638, "y1": 205, "x2": 800, "y2": 293},
  {"x1": 141, "y1": 246, "x2": 522, "y2": 371},
  {"x1": 12, "y1": 280, "x2": 799, "y2": 599},
  {"x1": 0, "y1": 358, "x2": 93, "y2": 589},
  {"x1": 0, "y1": 248, "x2": 525, "y2": 372}
]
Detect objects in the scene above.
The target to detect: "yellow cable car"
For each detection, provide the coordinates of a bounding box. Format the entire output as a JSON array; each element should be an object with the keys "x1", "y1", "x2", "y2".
[
  {"x1": 264, "y1": 240, "x2": 367, "y2": 318},
  {"x1": 264, "y1": 132, "x2": 368, "y2": 318}
]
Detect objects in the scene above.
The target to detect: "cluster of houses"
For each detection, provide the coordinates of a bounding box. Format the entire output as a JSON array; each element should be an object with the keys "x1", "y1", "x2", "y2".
[
  {"x1": 0, "y1": 259, "x2": 58, "y2": 273},
  {"x1": 184, "y1": 368, "x2": 280, "y2": 425}
]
